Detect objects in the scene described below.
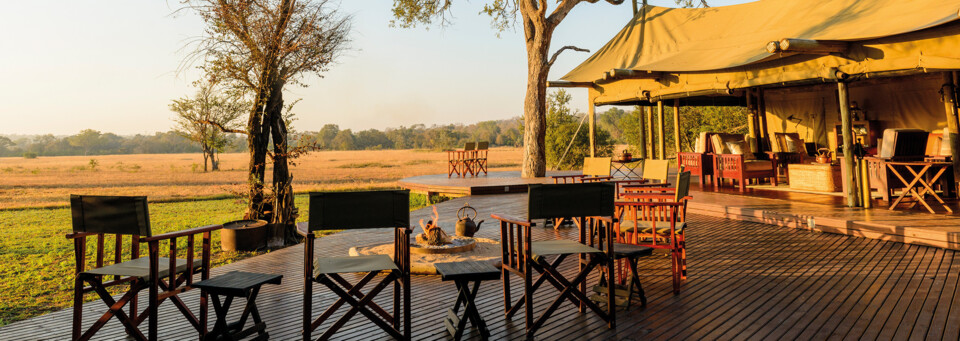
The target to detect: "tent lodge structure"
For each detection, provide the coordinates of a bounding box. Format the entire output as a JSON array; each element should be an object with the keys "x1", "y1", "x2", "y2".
[{"x1": 552, "y1": 0, "x2": 960, "y2": 208}]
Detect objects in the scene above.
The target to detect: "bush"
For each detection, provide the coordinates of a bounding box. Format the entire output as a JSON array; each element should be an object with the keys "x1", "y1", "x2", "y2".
[
  {"x1": 545, "y1": 90, "x2": 613, "y2": 170},
  {"x1": 22, "y1": 152, "x2": 37, "y2": 159}
]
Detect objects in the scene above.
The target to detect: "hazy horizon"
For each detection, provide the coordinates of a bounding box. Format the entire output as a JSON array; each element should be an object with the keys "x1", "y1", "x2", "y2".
[{"x1": 1, "y1": 0, "x2": 749, "y2": 136}]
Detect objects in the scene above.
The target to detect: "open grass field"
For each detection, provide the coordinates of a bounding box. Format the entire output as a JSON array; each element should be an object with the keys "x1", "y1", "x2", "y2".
[
  {"x1": 0, "y1": 147, "x2": 523, "y2": 209},
  {"x1": 0, "y1": 148, "x2": 508, "y2": 326}
]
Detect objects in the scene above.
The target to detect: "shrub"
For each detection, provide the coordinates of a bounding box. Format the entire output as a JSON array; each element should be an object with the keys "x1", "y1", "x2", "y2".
[{"x1": 22, "y1": 152, "x2": 37, "y2": 159}]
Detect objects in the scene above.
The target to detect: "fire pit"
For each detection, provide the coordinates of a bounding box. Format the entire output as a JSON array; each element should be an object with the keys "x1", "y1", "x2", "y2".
[{"x1": 348, "y1": 206, "x2": 500, "y2": 274}]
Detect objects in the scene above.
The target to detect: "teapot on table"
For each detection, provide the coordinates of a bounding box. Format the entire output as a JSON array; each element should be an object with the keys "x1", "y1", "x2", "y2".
[
  {"x1": 816, "y1": 148, "x2": 833, "y2": 164},
  {"x1": 455, "y1": 203, "x2": 484, "y2": 238}
]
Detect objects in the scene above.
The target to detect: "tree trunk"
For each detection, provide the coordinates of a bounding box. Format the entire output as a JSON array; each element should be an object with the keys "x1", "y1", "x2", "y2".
[
  {"x1": 520, "y1": 19, "x2": 552, "y2": 178},
  {"x1": 244, "y1": 87, "x2": 270, "y2": 220},
  {"x1": 201, "y1": 144, "x2": 210, "y2": 172},
  {"x1": 208, "y1": 149, "x2": 219, "y2": 171},
  {"x1": 267, "y1": 79, "x2": 296, "y2": 226}
]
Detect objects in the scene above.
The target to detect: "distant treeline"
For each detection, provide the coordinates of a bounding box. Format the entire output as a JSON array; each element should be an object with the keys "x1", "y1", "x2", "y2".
[
  {"x1": 0, "y1": 118, "x2": 524, "y2": 157},
  {"x1": 1, "y1": 104, "x2": 746, "y2": 159}
]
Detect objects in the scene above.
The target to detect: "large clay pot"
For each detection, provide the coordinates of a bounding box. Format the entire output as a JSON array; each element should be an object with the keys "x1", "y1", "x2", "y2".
[{"x1": 221, "y1": 219, "x2": 268, "y2": 251}]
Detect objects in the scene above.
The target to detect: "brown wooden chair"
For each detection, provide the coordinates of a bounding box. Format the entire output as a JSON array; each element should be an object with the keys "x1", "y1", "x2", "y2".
[
  {"x1": 300, "y1": 190, "x2": 412, "y2": 341},
  {"x1": 471, "y1": 141, "x2": 489, "y2": 175},
  {"x1": 678, "y1": 131, "x2": 717, "y2": 189},
  {"x1": 491, "y1": 182, "x2": 616, "y2": 339},
  {"x1": 67, "y1": 195, "x2": 220, "y2": 341},
  {"x1": 617, "y1": 171, "x2": 692, "y2": 293},
  {"x1": 447, "y1": 142, "x2": 476, "y2": 177},
  {"x1": 711, "y1": 133, "x2": 778, "y2": 192},
  {"x1": 768, "y1": 132, "x2": 813, "y2": 181}
]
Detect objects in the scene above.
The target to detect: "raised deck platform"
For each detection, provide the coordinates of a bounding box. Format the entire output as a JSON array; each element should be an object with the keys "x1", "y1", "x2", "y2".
[
  {"x1": 400, "y1": 172, "x2": 960, "y2": 250},
  {"x1": 5, "y1": 194, "x2": 960, "y2": 340}
]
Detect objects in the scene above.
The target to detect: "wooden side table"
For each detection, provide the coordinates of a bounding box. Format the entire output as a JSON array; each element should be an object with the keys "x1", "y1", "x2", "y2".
[
  {"x1": 434, "y1": 261, "x2": 501, "y2": 341},
  {"x1": 193, "y1": 271, "x2": 283, "y2": 341}
]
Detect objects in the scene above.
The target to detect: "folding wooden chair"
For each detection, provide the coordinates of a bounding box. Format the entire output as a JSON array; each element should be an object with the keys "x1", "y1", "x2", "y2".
[
  {"x1": 491, "y1": 182, "x2": 617, "y2": 339},
  {"x1": 617, "y1": 171, "x2": 692, "y2": 293},
  {"x1": 300, "y1": 190, "x2": 412, "y2": 341},
  {"x1": 551, "y1": 157, "x2": 613, "y2": 184},
  {"x1": 447, "y1": 142, "x2": 476, "y2": 177},
  {"x1": 472, "y1": 141, "x2": 489, "y2": 175},
  {"x1": 67, "y1": 195, "x2": 220, "y2": 341}
]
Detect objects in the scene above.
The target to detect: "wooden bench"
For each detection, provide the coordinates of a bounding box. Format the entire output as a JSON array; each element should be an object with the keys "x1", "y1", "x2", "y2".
[
  {"x1": 434, "y1": 261, "x2": 501, "y2": 341},
  {"x1": 193, "y1": 271, "x2": 282, "y2": 341}
]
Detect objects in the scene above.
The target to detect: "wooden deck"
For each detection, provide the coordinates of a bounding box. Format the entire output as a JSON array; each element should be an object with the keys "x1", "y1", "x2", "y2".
[
  {"x1": 400, "y1": 171, "x2": 960, "y2": 251},
  {"x1": 4, "y1": 193, "x2": 960, "y2": 340}
]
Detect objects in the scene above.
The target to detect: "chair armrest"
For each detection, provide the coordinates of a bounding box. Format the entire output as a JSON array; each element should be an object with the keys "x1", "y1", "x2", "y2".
[
  {"x1": 582, "y1": 176, "x2": 614, "y2": 182},
  {"x1": 140, "y1": 224, "x2": 222, "y2": 242},
  {"x1": 615, "y1": 201, "x2": 685, "y2": 207},
  {"x1": 550, "y1": 175, "x2": 586, "y2": 180},
  {"x1": 491, "y1": 214, "x2": 534, "y2": 227},
  {"x1": 66, "y1": 232, "x2": 99, "y2": 239},
  {"x1": 622, "y1": 183, "x2": 671, "y2": 189}
]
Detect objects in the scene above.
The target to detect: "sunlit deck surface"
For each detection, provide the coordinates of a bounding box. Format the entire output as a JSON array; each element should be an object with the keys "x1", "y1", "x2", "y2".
[
  {"x1": 401, "y1": 171, "x2": 960, "y2": 251},
  {"x1": 5, "y1": 193, "x2": 960, "y2": 340}
]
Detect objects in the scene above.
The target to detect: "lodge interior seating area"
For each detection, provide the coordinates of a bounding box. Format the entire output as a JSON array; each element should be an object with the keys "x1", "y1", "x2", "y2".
[{"x1": 678, "y1": 132, "x2": 717, "y2": 189}]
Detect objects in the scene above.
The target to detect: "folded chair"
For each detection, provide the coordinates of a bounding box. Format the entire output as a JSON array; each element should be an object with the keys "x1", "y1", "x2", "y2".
[
  {"x1": 471, "y1": 141, "x2": 490, "y2": 175},
  {"x1": 67, "y1": 195, "x2": 220, "y2": 341},
  {"x1": 617, "y1": 171, "x2": 692, "y2": 293},
  {"x1": 491, "y1": 182, "x2": 617, "y2": 339},
  {"x1": 300, "y1": 190, "x2": 412, "y2": 341},
  {"x1": 447, "y1": 142, "x2": 476, "y2": 177}
]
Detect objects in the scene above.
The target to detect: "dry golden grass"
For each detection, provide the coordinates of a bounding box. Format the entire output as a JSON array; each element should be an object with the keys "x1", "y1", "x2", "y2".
[{"x1": 0, "y1": 148, "x2": 523, "y2": 209}]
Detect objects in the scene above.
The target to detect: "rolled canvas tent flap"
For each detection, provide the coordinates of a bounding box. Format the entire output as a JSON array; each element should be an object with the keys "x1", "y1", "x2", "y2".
[{"x1": 562, "y1": 0, "x2": 960, "y2": 82}]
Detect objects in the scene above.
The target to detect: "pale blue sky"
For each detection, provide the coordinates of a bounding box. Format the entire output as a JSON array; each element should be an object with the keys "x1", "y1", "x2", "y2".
[{"x1": 0, "y1": 0, "x2": 749, "y2": 135}]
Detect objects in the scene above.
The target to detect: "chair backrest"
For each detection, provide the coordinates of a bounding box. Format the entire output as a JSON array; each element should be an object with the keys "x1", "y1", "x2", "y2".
[
  {"x1": 476, "y1": 141, "x2": 489, "y2": 150},
  {"x1": 528, "y1": 182, "x2": 615, "y2": 219},
  {"x1": 308, "y1": 190, "x2": 410, "y2": 231},
  {"x1": 642, "y1": 159, "x2": 670, "y2": 183},
  {"x1": 674, "y1": 171, "x2": 692, "y2": 202},
  {"x1": 774, "y1": 132, "x2": 807, "y2": 154},
  {"x1": 463, "y1": 142, "x2": 476, "y2": 151},
  {"x1": 583, "y1": 157, "x2": 612, "y2": 177},
  {"x1": 70, "y1": 195, "x2": 151, "y2": 236}
]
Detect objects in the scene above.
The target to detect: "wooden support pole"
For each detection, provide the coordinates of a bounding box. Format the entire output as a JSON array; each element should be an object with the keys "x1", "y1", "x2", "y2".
[
  {"x1": 657, "y1": 101, "x2": 665, "y2": 159},
  {"x1": 645, "y1": 106, "x2": 653, "y2": 159},
  {"x1": 838, "y1": 81, "x2": 860, "y2": 207},
  {"x1": 746, "y1": 89, "x2": 757, "y2": 152},
  {"x1": 589, "y1": 100, "x2": 596, "y2": 157},
  {"x1": 758, "y1": 88, "x2": 769, "y2": 152},
  {"x1": 636, "y1": 106, "x2": 647, "y2": 159},
  {"x1": 673, "y1": 99, "x2": 681, "y2": 155},
  {"x1": 942, "y1": 72, "x2": 960, "y2": 190}
]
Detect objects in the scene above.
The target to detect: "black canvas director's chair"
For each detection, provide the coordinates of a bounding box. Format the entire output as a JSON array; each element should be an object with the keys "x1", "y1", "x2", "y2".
[
  {"x1": 67, "y1": 195, "x2": 220, "y2": 341},
  {"x1": 491, "y1": 182, "x2": 617, "y2": 339},
  {"x1": 300, "y1": 190, "x2": 412, "y2": 340}
]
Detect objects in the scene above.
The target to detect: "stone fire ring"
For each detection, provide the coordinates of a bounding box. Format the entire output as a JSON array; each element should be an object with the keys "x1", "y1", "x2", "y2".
[{"x1": 348, "y1": 237, "x2": 500, "y2": 275}]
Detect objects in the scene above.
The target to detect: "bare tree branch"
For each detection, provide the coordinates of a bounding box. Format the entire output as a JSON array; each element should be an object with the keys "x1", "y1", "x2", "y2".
[{"x1": 547, "y1": 45, "x2": 590, "y2": 67}]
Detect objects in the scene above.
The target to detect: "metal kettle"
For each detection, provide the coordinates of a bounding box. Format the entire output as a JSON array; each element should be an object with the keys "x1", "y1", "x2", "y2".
[{"x1": 455, "y1": 203, "x2": 484, "y2": 238}]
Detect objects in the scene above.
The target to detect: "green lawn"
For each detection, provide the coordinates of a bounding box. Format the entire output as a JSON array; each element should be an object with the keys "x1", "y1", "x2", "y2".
[{"x1": 0, "y1": 193, "x2": 439, "y2": 326}]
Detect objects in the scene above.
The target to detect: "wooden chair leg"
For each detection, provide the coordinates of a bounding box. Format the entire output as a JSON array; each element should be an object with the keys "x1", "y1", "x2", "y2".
[{"x1": 73, "y1": 276, "x2": 84, "y2": 341}]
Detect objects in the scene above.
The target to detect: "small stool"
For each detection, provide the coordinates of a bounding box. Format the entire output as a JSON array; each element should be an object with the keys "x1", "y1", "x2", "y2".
[
  {"x1": 434, "y1": 261, "x2": 501, "y2": 341},
  {"x1": 193, "y1": 271, "x2": 282, "y2": 341}
]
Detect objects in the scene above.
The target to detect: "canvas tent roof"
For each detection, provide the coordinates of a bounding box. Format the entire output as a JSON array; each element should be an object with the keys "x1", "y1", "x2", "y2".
[{"x1": 561, "y1": 0, "x2": 960, "y2": 105}]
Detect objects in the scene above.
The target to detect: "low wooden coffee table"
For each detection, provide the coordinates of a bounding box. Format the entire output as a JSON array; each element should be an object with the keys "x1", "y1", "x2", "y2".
[{"x1": 787, "y1": 163, "x2": 841, "y2": 192}]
